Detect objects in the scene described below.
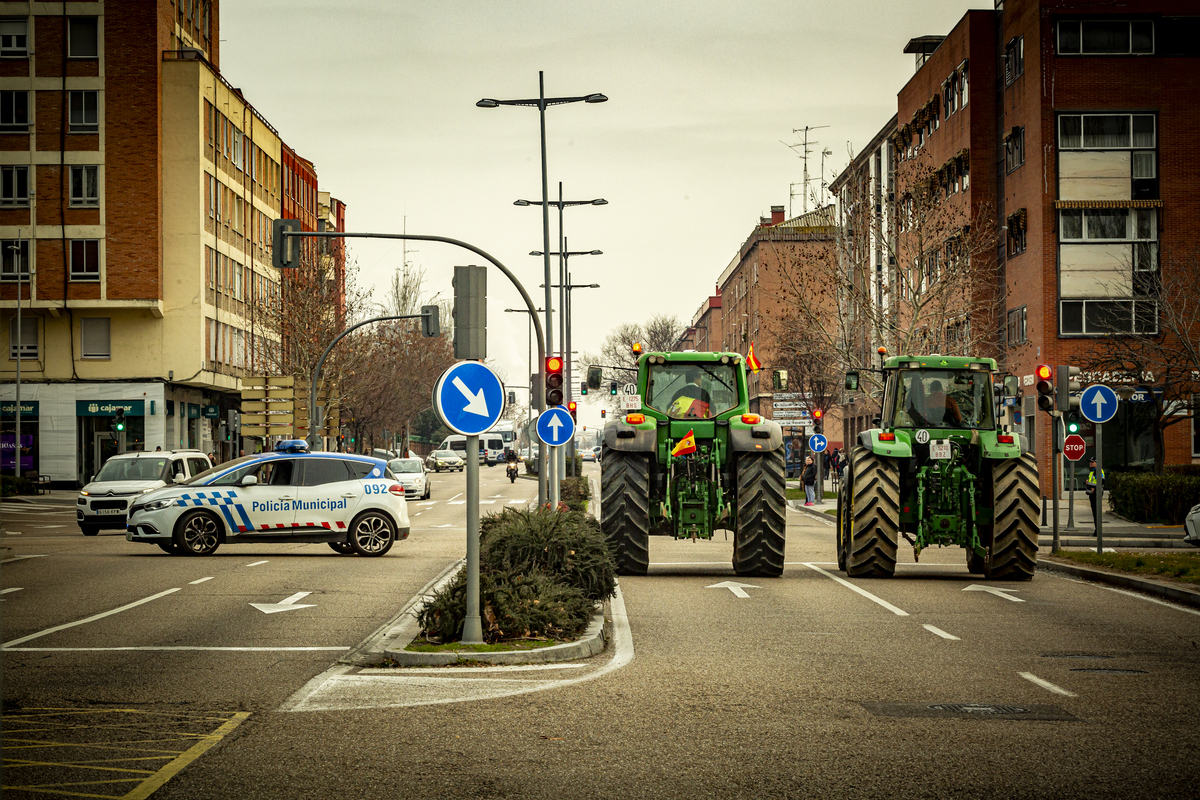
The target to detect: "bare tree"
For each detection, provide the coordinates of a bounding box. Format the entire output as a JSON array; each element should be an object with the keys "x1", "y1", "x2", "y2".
[{"x1": 581, "y1": 314, "x2": 684, "y2": 412}]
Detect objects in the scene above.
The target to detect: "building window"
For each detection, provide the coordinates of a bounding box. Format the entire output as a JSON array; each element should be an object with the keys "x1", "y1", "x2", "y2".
[
  {"x1": 1004, "y1": 127, "x2": 1025, "y2": 173},
  {"x1": 1058, "y1": 113, "x2": 1155, "y2": 150},
  {"x1": 1060, "y1": 299, "x2": 1157, "y2": 336},
  {"x1": 1004, "y1": 36, "x2": 1024, "y2": 84},
  {"x1": 9, "y1": 316, "x2": 37, "y2": 359},
  {"x1": 1058, "y1": 20, "x2": 1154, "y2": 55},
  {"x1": 1007, "y1": 209, "x2": 1027, "y2": 256},
  {"x1": 0, "y1": 90, "x2": 29, "y2": 132},
  {"x1": 70, "y1": 239, "x2": 100, "y2": 281},
  {"x1": 1006, "y1": 306, "x2": 1027, "y2": 345},
  {"x1": 69, "y1": 91, "x2": 99, "y2": 133},
  {"x1": 68, "y1": 17, "x2": 99, "y2": 58},
  {"x1": 1, "y1": 238, "x2": 29, "y2": 281},
  {"x1": 69, "y1": 165, "x2": 99, "y2": 207},
  {"x1": 0, "y1": 18, "x2": 28, "y2": 57},
  {"x1": 1059, "y1": 207, "x2": 1156, "y2": 243},
  {"x1": 81, "y1": 317, "x2": 110, "y2": 359},
  {"x1": 1, "y1": 165, "x2": 28, "y2": 207}
]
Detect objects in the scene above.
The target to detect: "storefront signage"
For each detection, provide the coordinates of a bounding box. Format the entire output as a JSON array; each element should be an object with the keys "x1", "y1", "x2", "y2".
[
  {"x1": 203, "y1": 405, "x2": 220, "y2": 419},
  {"x1": 188, "y1": 404, "x2": 201, "y2": 419},
  {"x1": 76, "y1": 400, "x2": 145, "y2": 417},
  {"x1": 1, "y1": 401, "x2": 38, "y2": 417}
]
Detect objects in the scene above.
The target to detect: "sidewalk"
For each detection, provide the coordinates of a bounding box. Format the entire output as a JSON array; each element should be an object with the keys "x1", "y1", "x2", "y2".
[{"x1": 1038, "y1": 492, "x2": 1189, "y2": 549}]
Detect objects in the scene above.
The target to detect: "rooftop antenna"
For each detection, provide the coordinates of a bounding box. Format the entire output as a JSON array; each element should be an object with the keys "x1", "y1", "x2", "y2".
[
  {"x1": 819, "y1": 147, "x2": 833, "y2": 208},
  {"x1": 781, "y1": 125, "x2": 830, "y2": 215}
]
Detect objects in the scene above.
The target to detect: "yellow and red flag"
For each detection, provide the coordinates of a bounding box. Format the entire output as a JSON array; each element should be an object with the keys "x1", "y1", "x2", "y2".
[
  {"x1": 671, "y1": 429, "x2": 697, "y2": 457},
  {"x1": 747, "y1": 342, "x2": 762, "y2": 373}
]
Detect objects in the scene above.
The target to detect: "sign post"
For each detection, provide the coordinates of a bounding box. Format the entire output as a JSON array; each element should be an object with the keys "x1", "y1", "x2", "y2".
[
  {"x1": 1062, "y1": 433, "x2": 1086, "y2": 534},
  {"x1": 1080, "y1": 385, "x2": 1118, "y2": 553},
  {"x1": 808, "y1": 434, "x2": 828, "y2": 505},
  {"x1": 434, "y1": 360, "x2": 506, "y2": 645}
]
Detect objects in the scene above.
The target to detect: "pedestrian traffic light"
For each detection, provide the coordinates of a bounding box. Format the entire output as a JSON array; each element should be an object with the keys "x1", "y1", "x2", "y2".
[
  {"x1": 609, "y1": 382, "x2": 618, "y2": 396},
  {"x1": 113, "y1": 408, "x2": 126, "y2": 432},
  {"x1": 567, "y1": 401, "x2": 577, "y2": 422},
  {"x1": 580, "y1": 382, "x2": 588, "y2": 396},
  {"x1": 1035, "y1": 364, "x2": 1056, "y2": 412},
  {"x1": 812, "y1": 408, "x2": 823, "y2": 433},
  {"x1": 1056, "y1": 365, "x2": 1081, "y2": 412},
  {"x1": 545, "y1": 356, "x2": 564, "y2": 406}
]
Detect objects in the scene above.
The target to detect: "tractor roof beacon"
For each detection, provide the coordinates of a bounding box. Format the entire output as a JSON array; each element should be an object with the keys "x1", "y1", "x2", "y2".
[
  {"x1": 590, "y1": 349, "x2": 788, "y2": 578},
  {"x1": 838, "y1": 354, "x2": 1039, "y2": 580}
]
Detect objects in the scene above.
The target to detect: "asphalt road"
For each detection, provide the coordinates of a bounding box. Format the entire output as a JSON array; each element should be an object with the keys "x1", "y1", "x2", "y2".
[{"x1": 4, "y1": 463, "x2": 1200, "y2": 799}]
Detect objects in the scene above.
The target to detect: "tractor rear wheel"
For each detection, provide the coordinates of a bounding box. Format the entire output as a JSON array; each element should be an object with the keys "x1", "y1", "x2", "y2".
[
  {"x1": 733, "y1": 449, "x2": 786, "y2": 577},
  {"x1": 836, "y1": 460, "x2": 851, "y2": 572},
  {"x1": 845, "y1": 447, "x2": 899, "y2": 578},
  {"x1": 986, "y1": 453, "x2": 1039, "y2": 581},
  {"x1": 600, "y1": 449, "x2": 651, "y2": 575}
]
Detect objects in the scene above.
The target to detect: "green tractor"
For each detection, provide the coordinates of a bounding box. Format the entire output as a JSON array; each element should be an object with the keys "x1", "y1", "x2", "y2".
[
  {"x1": 589, "y1": 351, "x2": 787, "y2": 577},
  {"x1": 838, "y1": 355, "x2": 1040, "y2": 580}
]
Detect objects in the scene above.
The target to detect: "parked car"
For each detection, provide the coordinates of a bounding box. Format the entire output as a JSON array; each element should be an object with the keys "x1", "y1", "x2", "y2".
[
  {"x1": 388, "y1": 457, "x2": 430, "y2": 500},
  {"x1": 426, "y1": 450, "x2": 465, "y2": 472},
  {"x1": 125, "y1": 440, "x2": 408, "y2": 557},
  {"x1": 78, "y1": 450, "x2": 212, "y2": 536},
  {"x1": 1185, "y1": 503, "x2": 1200, "y2": 547}
]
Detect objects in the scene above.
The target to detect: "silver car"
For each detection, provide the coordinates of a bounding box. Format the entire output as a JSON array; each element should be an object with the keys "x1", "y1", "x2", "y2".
[
  {"x1": 426, "y1": 449, "x2": 464, "y2": 472},
  {"x1": 388, "y1": 457, "x2": 430, "y2": 500},
  {"x1": 78, "y1": 450, "x2": 212, "y2": 536},
  {"x1": 1185, "y1": 503, "x2": 1200, "y2": 547}
]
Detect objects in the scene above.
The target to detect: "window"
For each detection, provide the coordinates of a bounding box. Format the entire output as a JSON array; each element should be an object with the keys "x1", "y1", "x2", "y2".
[
  {"x1": 1, "y1": 165, "x2": 28, "y2": 207},
  {"x1": 1, "y1": 239, "x2": 28, "y2": 280},
  {"x1": 1004, "y1": 127, "x2": 1025, "y2": 173},
  {"x1": 1006, "y1": 306, "x2": 1027, "y2": 345},
  {"x1": 1007, "y1": 209, "x2": 1027, "y2": 256},
  {"x1": 1059, "y1": 208, "x2": 1156, "y2": 242},
  {"x1": 1005, "y1": 36, "x2": 1024, "y2": 84},
  {"x1": 68, "y1": 17, "x2": 99, "y2": 58},
  {"x1": 232, "y1": 128, "x2": 243, "y2": 170},
  {"x1": 300, "y1": 458, "x2": 352, "y2": 486},
  {"x1": 1058, "y1": 20, "x2": 1154, "y2": 55},
  {"x1": 207, "y1": 174, "x2": 216, "y2": 219},
  {"x1": 1060, "y1": 299, "x2": 1157, "y2": 335},
  {"x1": 0, "y1": 90, "x2": 29, "y2": 132},
  {"x1": 9, "y1": 317, "x2": 37, "y2": 359},
  {"x1": 69, "y1": 91, "x2": 99, "y2": 133},
  {"x1": 1058, "y1": 114, "x2": 1155, "y2": 150},
  {"x1": 69, "y1": 165, "x2": 99, "y2": 207},
  {"x1": 70, "y1": 239, "x2": 100, "y2": 281},
  {"x1": 0, "y1": 18, "x2": 28, "y2": 57},
  {"x1": 81, "y1": 317, "x2": 110, "y2": 359}
]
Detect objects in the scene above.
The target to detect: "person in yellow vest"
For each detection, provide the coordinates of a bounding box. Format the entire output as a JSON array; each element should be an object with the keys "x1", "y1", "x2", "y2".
[{"x1": 1085, "y1": 456, "x2": 1105, "y2": 533}]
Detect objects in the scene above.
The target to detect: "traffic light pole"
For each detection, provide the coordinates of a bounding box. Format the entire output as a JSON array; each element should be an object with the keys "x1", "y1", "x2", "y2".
[{"x1": 1051, "y1": 412, "x2": 1061, "y2": 554}]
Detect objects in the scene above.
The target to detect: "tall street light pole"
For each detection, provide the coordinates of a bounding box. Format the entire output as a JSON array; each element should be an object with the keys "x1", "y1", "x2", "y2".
[
  {"x1": 478, "y1": 75, "x2": 606, "y2": 498},
  {"x1": 504, "y1": 306, "x2": 544, "y2": 462}
]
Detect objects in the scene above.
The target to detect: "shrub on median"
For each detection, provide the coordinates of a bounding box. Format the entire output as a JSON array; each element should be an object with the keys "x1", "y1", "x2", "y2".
[
  {"x1": 1107, "y1": 472, "x2": 1200, "y2": 525},
  {"x1": 559, "y1": 476, "x2": 591, "y2": 513}
]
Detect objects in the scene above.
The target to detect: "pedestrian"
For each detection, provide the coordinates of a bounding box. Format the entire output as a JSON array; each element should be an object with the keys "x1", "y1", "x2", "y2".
[
  {"x1": 154, "y1": 445, "x2": 162, "y2": 451},
  {"x1": 802, "y1": 456, "x2": 816, "y2": 505},
  {"x1": 1085, "y1": 456, "x2": 1105, "y2": 533}
]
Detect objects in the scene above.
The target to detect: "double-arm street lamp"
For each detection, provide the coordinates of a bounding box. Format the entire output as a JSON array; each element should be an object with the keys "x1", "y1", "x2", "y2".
[{"x1": 530, "y1": 245, "x2": 602, "y2": 415}]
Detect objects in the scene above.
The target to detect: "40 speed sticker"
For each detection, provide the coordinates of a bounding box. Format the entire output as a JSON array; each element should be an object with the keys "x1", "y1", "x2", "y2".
[{"x1": 915, "y1": 430, "x2": 930, "y2": 444}]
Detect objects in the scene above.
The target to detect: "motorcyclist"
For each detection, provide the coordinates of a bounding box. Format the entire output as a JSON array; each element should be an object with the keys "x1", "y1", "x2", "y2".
[{"x1": 504, "y1": 448, "x2": 519, "y2": 482}]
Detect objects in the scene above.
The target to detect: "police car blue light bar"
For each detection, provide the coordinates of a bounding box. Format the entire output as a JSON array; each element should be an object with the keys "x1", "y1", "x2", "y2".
[{"x1": 275, "y1": 439, "x2": 310, "y2": 453}]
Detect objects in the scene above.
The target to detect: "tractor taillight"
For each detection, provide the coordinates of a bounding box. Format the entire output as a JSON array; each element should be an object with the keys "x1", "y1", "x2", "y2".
[
  {"x1": 997, "y1": 434, "x2": 1015, "y2": 444},
  {"x1": 742, "y1": 414, "x2": 761, "y2": 424},
  {"x1": 878, "y1": 432, "x2": 896, "y2": 441},
  {"x1": 625, "y1": 413, "x2": 646, "y2": 425}
]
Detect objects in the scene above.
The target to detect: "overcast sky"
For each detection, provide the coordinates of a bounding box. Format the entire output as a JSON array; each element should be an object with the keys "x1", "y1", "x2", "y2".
[{"x1": 220, "y1": 0, "x2": 973, "y2": 426}]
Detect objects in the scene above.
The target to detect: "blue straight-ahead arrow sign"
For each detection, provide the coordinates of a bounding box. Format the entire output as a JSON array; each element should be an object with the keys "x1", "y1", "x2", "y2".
[
  {"x1": 536, "y1": 406, "x2": 575, "y2": 447},
  {"x1": 1080, "y1": 384, "x2": 1119, "y2": 424}
]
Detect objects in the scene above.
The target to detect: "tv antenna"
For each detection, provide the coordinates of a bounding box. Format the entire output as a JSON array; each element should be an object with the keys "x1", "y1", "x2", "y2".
[{"x1": 781, "y1": 125, "x2": 830, "y2": 216}]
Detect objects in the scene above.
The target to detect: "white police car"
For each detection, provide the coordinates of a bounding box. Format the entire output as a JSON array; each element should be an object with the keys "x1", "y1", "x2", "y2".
[{"x1": 125, "y1": 441, "x2": 410, "y2": 557}]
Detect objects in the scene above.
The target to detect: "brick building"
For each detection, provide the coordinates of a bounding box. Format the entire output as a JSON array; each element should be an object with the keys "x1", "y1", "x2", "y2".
[
  {"x1": 675, "y1": 286, "x2": 722, "y2": 353},
  {"x1": 0, "y1": 1, "x2": 340, "y2": 484}
]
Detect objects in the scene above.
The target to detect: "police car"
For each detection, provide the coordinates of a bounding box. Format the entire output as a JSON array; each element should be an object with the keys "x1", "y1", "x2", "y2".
[{"x1": 125, "y1": 441, "x2": 410, "y2": 557}]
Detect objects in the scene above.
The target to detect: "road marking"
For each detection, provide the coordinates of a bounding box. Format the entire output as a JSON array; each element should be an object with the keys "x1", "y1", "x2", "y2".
[
  {"x1": 122, "y1": 711, "x2": 251, "y2": 800},
  {"x1": 246, "y1": 560, "x2": 269, "y2": 567},
  {"x1": 5, "y1": 646, "x2": 350, "y2": 652},
  {"x1": 802, "y1": 563, "x2": 910, "y2": 616},
  {"x1": 964, "y1": 584, "x2": 1024, "y2": 602},
  {"x1": 923, "y1": 624, "x2": 960, "y2": 640},
  {"x1": 479, "y1": 500, "x2": 496, "y2": 505},
  {"x1": 1052, "y1": 574, "x2": 1200, "y2": 617},
  {"x1": 416, "y1": 501, "x2": 437, "y2": 506},
  {"x1": 449, "y1": 501, "x2": 466, "y2": 505},
  {"x1": 1019, "y1": 671, "x2": 1077, "y2": 697},
  {"x1": 251, "y1": 591, "x2": 315, "y2": 614},
  {"x1": 447, "y1": 493, "x2": 463, "y2": 502},
  {"x1": 706, "y1": 580, "x2": 760, "y2": 598},
  {"x1": 189, "y1": 577, "x2": 214, "y2": 585},
  {"x1": 432, "y1": 524, "x2": 455, "y2": 528},
  {"x1": 2, "y1": 588, "x2": 181, "y2": 648},
  {"x1": 6, "y1": 530, "x2": 22, "y2": 535},
  {"x1": 1, "y1": 587, "x2": 23, "y2": 594},
  {"x1": 508, "y1": 500, "x2": 526, "y2": 504}
]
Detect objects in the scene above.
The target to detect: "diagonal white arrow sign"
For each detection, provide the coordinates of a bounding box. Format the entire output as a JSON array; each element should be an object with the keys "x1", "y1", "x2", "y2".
[
  {"x1": 706, "y1": 580, "x2": 761, "y2": 599},
  {"x1": 251, "y1": 591, "x2": 316, "y2": 614},
  {"x1": 963, "y1": 584, "x2": 1023, "y2": 602},
  {"x1": 452, "y1": 376, "x2": 489, "y2": 417}
]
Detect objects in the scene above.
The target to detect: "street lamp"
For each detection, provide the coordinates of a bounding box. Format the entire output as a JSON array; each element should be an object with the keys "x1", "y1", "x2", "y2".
[
  {"x1": 505, "y1": 307, "x2": 545, "y2": 468},
  {"x1": 529, "y1": 243, "x2": 603, "y2": 413},
  {"x1": 7, "y1": 231, "x2": 30, "y2": 477}
]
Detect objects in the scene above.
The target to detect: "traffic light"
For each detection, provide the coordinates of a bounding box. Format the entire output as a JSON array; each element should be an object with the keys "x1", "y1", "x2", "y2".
[
  {"x1": 609, "y1": 382, "x2": 618, "y2": 396},
  {"x1": 812, "y1": 408, "x2": 824, "y2": 433},
  {"x1": 1066, "y1": 411, "x2": 1081, "y2": 434},
  {"x1": 1057, "y1": 365, "x2": 1081, "y2": 412},
  {"x1": 567, "y1": 401, "x2": 578, "y2": 422},
  {"x1": 1035, "y1": 364, "x2": 1056, "y2": 412},
  {"x1": 545, "y1": 356, "x2": 564, "y2": 406},
  {"x1": 600, "y1": 409, "x2": 607, "y2": 419},
  {"x1": 420, "y1": 304, "x2": 440, "y2": 338},
  {"x1": 271, "y1": 218, "x2": 301, "y2": 269},
  {"x1": 113, "y1": 408, "x2": 126, "y2": 432},
  {"x1": 580, "y1": 382, "x2": 588, "y2": 396},
  {"x1": 507, "y1": 390, "x2": 516, "y2": 405}
]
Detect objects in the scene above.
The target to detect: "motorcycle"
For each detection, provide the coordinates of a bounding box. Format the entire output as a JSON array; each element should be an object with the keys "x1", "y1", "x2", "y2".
[{"x1": 506, "y1": 461, "x2": 518, "y2": 483}]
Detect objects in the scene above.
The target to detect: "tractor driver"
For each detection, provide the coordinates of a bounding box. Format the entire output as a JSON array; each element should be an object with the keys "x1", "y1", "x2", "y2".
[
  {"x1": 906, "y1": 376, "x2": 964, "y2": 427},
  {"x1": 668, "y1": 367, "x2": 713, "y2": 419}
]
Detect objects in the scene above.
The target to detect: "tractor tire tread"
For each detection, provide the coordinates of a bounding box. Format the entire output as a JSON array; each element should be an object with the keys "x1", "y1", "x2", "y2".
[
  {"x1": 600, "y1": 450, "x2": 651, "y2": 575},
  {"x1": 846, "y1": 447, "x2": 899, "y2": 578},
  {"x1": 987, "y1": 452, "x2": 1040, "y2": 581},
  {"x1": 734, "y1": 449, "x2": 787, "y2": 577}
]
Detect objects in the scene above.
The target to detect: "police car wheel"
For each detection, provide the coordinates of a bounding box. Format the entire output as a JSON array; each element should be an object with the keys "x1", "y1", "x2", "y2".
[
  {"x1": 349, "y1": 511, "x2": 395, "y2": 557},
  {"x1": 328, "y1": 541, "x2": 353, "y2": 555},
  {"x1": 174, "y1": 510, "x2": 222, "y2": 556}
]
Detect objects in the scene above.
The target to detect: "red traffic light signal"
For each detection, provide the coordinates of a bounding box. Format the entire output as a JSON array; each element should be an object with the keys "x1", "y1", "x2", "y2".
[
  {"x1": 545, "y1": 356, "x2": 564, "y2": 406},
  {"x1": 812, "y1": 408, "x2": 823, "y2": 420},
  {"x1": 567, "y1": 401, "x2": 578, "y2": 422},
  {"x1": 1035, "y1": 364, "x2": 1056, "y2": 412}
]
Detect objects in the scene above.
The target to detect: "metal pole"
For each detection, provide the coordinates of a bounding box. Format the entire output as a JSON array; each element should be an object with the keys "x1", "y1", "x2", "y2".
[
  {"x1": 462, "y1": 433, "x2": 483, "y2": 643},
  {"x1": 1096, "y1": 424, "x2": 1104, "y2": 553},
  {"x1": 538, "y1": 72, "x2": 553, "y2": 505},
  {"x1": 1052, "y1": 413, "x2": 1060, "y2": 554},
  {"x1": 13, "y1": 230, "x2": 21, "y2": 480},
  {"x1": 565, "y1": 266, "x2": 574, "y2": 466},
  {"x1": 815, "y1": 448, "x2": 824, "y2": 505},
  {"x1": 1066, "y1": 455, "x2": 1076, "y2": 531}
]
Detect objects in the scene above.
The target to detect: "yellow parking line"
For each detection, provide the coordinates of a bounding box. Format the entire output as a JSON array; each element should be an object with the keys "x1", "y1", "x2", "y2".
[{"x1": 121, "y1": 711, "x2": 249, "y2": 800}]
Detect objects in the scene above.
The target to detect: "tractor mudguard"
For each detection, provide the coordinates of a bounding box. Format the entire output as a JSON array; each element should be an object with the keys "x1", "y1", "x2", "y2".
[
  {"x1": 604, "y1": 423, "x2": 656, "y2": 452},
  {"x1": 859, "y1": 429, "x2": 913, "y2": 458},
  {"x1": 729, "y1": 420, "x2": 783, "y2": 452}
]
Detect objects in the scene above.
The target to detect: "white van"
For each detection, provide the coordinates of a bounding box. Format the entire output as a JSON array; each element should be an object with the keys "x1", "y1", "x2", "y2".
[{"x1": 438, "y1": 434, "x2": 506, "y2": 466}]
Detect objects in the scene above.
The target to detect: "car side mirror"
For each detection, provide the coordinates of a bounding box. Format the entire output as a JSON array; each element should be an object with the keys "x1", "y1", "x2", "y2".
[
  {"x1": 1003, "y1": 375, "x2": 1020, "y2": 396},
  {"x1": 587, "y1": 365, "x2": 602, "y2": 390},
  {"x1": 240, "y1": 474, "x2": 258, "y2": 486},
  {"x1": 845, "y1": 371, "x2": 860, "y2": 391}
]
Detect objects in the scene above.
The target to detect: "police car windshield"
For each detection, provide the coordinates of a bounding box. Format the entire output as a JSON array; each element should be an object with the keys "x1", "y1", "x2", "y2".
[
  {"x1": 389, "y1": 458, "x2": 423, "y2": 473},
  {"x1": 95, "y1": 457, "x2": 170, "y2": 482},
  {"x1": 185, "y1": 454, "x2": 256, "y2": 485}
]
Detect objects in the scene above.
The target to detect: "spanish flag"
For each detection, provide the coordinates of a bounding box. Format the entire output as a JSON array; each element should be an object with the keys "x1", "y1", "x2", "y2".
[
  {"x1": 671, "y1": 429, "x2": 697, "y2": 457},
  {"x1": 747, "y1": 342, "x2": 762, "y2": 373}
]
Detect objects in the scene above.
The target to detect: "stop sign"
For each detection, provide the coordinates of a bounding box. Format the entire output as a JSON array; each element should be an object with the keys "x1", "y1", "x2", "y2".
[{"x1": 1063, "y1": 434, "x2": 1087, "y2": 461}]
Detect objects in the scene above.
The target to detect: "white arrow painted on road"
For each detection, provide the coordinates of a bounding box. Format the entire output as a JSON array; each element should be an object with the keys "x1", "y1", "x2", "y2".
[
  {"x1": 706, "y1": 580, "x2": 761, "y2": 599},
  {"x1": 963, "y1": 585, "x2": 1024, "y2": 602},
  {"x1": 250, "y1": 592, "x2": 316, "y2": 614},
  {"x1": 452, "y1": 376, "x2": 489, "y2": 416}
]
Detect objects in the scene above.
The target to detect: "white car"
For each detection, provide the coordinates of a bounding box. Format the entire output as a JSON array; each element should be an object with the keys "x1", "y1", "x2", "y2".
[
  {"x1": 426, "y1": 450, "x2": 465, "y2": 472},
  {"x1": 388, "y1": 457, "x2": 430, "y2": 500},
  {"x1": 1186, "y1": 503, "x2": 1200, "y2": 547},
  {"x1": 78, "y1": 450, "x2": 212, "y2": 536},
  {"x1": 125, "y1": 441, "x2": 409, "y2": 557}
]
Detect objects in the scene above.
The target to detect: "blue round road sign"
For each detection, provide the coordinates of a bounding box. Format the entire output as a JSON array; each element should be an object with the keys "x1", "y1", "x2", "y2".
[
  {"x1": 536, "y1": 406, "x2": 575, "y2": 447},
  {"x1": 1080, "y1": 384, "x2": 1119, "y2": 424},
  {"x1": 433, "y1": 361, "x2": 506, "y2": 436},
  {"x1": 808, "y1": 434, "x2": 828, "y2": 453}
]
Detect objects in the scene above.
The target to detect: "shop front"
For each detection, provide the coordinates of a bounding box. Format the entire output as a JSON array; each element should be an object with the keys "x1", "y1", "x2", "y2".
[
  {"x1": 1, "y1": 400, "x2": 39, "y2": 478},
  {"x1": 77, "y1": 399, "x2": 145, "y2": 485}
]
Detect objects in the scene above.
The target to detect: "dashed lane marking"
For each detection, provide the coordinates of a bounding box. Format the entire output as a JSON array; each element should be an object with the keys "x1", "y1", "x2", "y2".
[
  {"x1": 246, "y1": 561, "x2": 268, "y2": 567},
  {"x1": 923, "y1": 624, "x2": 960, "y2": 640},
  {"x1": 1019, "y1": 672, "x2": 1077, "y2": 697},
  {"x1": 2, "y1": 587, "x2": 24, "y2": 595},
  {"x1": 802, "y1": 562, "x2": 910, "y2": 616},
  {"x1": 1, "y1": 555, "x2": 47, "y2": 563},
  {"x1": 3, "y1": 588, "x2": 181, "y2": 648},
  {"x1": 188, "y1": 577, "x2": 214, "y2": 585}
]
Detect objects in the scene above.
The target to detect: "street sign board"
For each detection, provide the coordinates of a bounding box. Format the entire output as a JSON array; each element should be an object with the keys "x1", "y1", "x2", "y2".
[
  {"x1": 808, "y1": 434, "x2": 828, "y2": 453},
  {"x1": 433, "y1": 361, "x2": 506, "y2": 436},
  {"x1": 536, "y1": 406, "x2": 575, "y2": 447},
  {"x1": 1063, "y1": 433, "x2": 1086, "y2": 461},
  {"x1": 1080, "y1": 384, "x2": 1119, "y2": 424}
]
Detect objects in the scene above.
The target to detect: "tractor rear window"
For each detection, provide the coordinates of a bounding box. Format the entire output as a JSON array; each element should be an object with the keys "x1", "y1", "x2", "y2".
[
  {"x1": 646, "y1": 363, "x2": 739, "y2": 419},
  {"x1": 893, "y1": 369, "x2": 994, "y2": 430}
]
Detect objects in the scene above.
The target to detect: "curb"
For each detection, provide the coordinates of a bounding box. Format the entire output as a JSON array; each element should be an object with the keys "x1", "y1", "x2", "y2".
[
  {"x1": 384, "y1": 608, "x2": 609, "y2": 666},
  {"x1": 1038, "y1": 557, "x2": 1200, "y2": 610},
  {"x1": 787, "y1": 499, "x2": 836, "y2": 521}
]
